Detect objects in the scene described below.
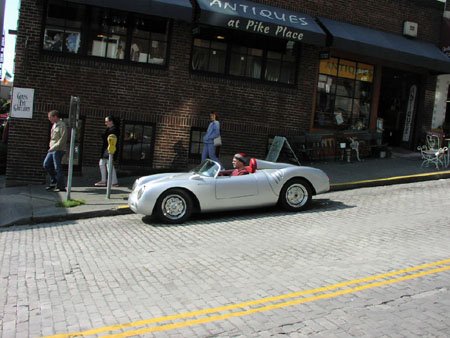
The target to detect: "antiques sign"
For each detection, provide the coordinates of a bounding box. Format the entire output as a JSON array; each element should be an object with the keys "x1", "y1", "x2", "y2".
[
  {"x1": 197, "y1": 0, "x2": 326, "y2": 45},
  {"x1": 11, "y1": 87, "x2": 35, "y2": 119}
]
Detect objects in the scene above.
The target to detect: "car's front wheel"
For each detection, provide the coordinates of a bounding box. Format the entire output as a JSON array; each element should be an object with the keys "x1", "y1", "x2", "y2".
[
  {"x1": 155, "y1": 189, "x2": 193, "y2": 223},
  {"x1": 279, "y1": 178, "x2": 312, "y2": 212}
]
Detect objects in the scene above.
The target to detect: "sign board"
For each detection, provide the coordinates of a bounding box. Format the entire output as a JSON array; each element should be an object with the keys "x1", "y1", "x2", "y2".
[
  {"x1": 266, "y1": 136, "x2": 300, "y2": 165},
  {"x1": 11, "y1": 87, "x2": 34, "y2": 119},
  {"x1": 402, "y1": 85, "x2": 417, "y2": 142}
]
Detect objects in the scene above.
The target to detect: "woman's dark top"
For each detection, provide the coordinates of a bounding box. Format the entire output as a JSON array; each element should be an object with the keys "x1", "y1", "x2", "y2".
[{"x1": 101, "y1": 125, "x2": 120, "y2": 160}]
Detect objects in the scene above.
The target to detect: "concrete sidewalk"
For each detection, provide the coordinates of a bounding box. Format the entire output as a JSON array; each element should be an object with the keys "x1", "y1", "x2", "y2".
[{"x1": 1, "y1": 150, "x2": 450, "y2": 227}]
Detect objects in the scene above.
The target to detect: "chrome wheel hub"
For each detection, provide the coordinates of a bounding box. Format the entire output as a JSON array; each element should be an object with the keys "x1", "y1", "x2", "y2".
[
  {"x1": 162, "y1": 195, "x2": 186, "y2": 220},
  {"x1": 286, "y1": 184, "x2": 307, "y2": 207}
]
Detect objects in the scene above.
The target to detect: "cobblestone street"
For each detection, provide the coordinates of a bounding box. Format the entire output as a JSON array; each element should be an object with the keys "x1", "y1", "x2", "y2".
[{"x1": 1, "y1": 179, "x2": 450, "y2": 337}]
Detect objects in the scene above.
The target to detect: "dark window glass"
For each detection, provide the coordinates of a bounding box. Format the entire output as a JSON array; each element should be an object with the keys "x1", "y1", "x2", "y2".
[
  {"x1": 88, "y1": 8, "x2": 128, "y2": 59},
  {"x1": 229, "y1": 45, "x2": 262, "y2": 79},
  {"x1": 130, "y1": 15, "x2": 168, "y2": 65},
  {"x1": 121, "y1": 122, "x2": 154, "y2": 164},
  {"x1": 44, "y1": 0, "x2": 84, "y2": 53},
  {"x1": 189, "y1": 128, "x2": 206, "y2": 158},
  {"x1": 314, "y1": 58, "x2": 374, "y2": 130},
  {"x1": 192, "y1": 38, "x2": 227, "y2": 73},
  {"x1": 191, "y1": 36, "x2": 298, "y2": 84},
  {"x1": 265, "y1": 49, "x2": 296, "y2": 84},
  {"x1": 43, "y1": 1, "x2": 169, "y2": 64}
]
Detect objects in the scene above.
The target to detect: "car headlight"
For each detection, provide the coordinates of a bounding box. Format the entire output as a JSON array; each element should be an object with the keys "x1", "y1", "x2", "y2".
[{"x1": 137, "y1": 186, "x2": 145, "y2": 200}]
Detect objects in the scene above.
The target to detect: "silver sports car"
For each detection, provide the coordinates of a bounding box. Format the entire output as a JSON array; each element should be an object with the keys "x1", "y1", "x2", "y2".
[{"x1": 128, "y1": 159, "x2": 330, "y2": 223}]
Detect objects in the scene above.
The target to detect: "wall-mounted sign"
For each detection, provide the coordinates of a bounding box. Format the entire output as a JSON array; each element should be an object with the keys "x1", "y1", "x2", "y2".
[
  {"x1": 402, "y1": 85, "x2": 417, "y2": 142},
  {"x1": 196, "y1": 0, "x2": 326, "y2": 46},
  {"x1": 11, "y1": 87, "x2": 34, "y2": 119}
]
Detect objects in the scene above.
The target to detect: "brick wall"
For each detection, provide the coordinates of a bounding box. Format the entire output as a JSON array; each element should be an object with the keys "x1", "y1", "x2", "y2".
[{"x1": 6, "y1": 0, "x2": 445, "y2": 185}]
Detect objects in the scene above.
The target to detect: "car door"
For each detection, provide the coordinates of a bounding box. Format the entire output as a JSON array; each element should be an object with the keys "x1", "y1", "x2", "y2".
[{"x1": 215, "y1": 174, "x2": 258, "y2": 200}]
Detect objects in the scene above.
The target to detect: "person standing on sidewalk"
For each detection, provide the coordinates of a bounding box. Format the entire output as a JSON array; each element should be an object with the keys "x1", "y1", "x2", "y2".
[
  {"x1": 201, "y1": 111, "x2": 221, "y2": 164},
  {"x1": 95, "y1": 115, "x2": 120, "y2": 187},
  {"x1": 43, "y1": 110, "x2": 68, "y2": 192}
]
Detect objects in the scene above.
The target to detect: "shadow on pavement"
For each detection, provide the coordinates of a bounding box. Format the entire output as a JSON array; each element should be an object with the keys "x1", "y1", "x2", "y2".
[{"x1": 142, "y1": 198, "x2": 354, "y2": 227}]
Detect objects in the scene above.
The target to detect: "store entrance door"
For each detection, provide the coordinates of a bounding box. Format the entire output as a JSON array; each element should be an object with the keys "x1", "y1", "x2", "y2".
[{"x1": 378, "y1": 68, "x2": 420, "y2": 148}]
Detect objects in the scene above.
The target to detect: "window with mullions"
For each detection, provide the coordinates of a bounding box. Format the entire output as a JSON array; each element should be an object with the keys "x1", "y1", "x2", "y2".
[
  {"x1": 88, "y1": 8, "x2": 128, "y2": 60},
  {"x1": 42, "y1": 1, "x2": 169, "y2": 65},
  {"x1": 191, "y1": 36, "x2": 298, "y2": 84},
  {"x1": 130, "y1": 16, "x2": 168, "y2": 65},
  {"x1": 191, "y1": 39, "x2": 227, "y2": 73},
  {"x1": 314, "y1": 57, "x2": 373, "y2": 130},
  {"x1": 43, "y1": 1, "x2": 84, "y2": 53},
  {"x1": 189, "y1": 128, "x2": 206, "y2": 158},
  {"x1": 121, "y1": 122, "x2": 155, "y2": 165}
]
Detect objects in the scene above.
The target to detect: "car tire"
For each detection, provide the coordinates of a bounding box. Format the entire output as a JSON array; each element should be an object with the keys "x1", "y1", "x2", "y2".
[
  {"x1": 279, "y1": 178, "x2": 312, "y2": 212},
  {"x1": 155, "y1": 189, "x2": 193, "y2": 224}
]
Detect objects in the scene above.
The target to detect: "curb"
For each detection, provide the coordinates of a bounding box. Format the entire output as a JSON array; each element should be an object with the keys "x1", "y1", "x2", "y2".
[
  {"x1": 330, "y1": 170, "x2": 450, "y2": 191},
  {"x1": 1, "y1": 206, "x2": 133, "y2": 228}
]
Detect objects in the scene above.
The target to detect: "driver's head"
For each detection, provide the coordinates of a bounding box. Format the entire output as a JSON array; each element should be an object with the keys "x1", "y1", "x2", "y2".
[{"x1": 232, "y1": 153, "x2": 247, "y2": 169}]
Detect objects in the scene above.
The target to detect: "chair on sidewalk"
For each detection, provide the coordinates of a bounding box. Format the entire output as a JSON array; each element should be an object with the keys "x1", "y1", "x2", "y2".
[
  {"x1": 348, "y1": 137, "x2": 361, "y2": 162},
  {"x1": 417, "y1": 145, "x2": 447, "y2": 169}
]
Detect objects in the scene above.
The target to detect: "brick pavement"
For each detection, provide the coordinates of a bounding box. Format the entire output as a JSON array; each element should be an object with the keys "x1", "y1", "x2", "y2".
[{"x1": 0, "y1": 179, "x2": 450, "y2": 337}]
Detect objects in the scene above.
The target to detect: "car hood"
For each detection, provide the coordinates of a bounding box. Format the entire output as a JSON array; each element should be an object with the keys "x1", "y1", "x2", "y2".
[{"x1": 133, "y1": 172, "x2": 195, "y2": 189}]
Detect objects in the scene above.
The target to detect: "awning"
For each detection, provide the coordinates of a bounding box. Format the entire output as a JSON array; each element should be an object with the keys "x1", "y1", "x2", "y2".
[
  {"x1": 319, "y1": 17, "x2": 450, "y2": 74},
  {"x1": 195, "y1": 0, "x2": 326, "y2": 46},
  {"x1": 68, "y1": 0, "x2": 192, "y2": 22}
]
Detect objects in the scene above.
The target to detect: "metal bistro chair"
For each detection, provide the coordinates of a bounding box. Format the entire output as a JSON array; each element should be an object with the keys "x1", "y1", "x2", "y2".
[{"x1": 417, "y1": 145, "x2": 447, "y2": 169}]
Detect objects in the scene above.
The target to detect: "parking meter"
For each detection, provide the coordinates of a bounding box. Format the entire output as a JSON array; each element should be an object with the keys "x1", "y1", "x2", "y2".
[
  {"x1": 106, "y1": 134, "x2": 117, "y2": 199},
  {"x1": 107, "y1": 134, "x2": 117, "y2": 154}
]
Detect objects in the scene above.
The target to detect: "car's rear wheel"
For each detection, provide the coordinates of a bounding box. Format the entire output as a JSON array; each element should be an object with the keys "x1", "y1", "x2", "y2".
[
  {"x1": 155, "y1": 189, "x2": 193, "y2": 223},
  {"x1": 279, "y1": 178, "x2": 312, "y2": 211}
]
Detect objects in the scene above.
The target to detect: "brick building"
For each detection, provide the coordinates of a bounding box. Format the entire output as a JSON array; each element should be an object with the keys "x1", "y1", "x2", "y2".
[{"x1": 5, "y1": 0, "x2": 450, "y2": 185}]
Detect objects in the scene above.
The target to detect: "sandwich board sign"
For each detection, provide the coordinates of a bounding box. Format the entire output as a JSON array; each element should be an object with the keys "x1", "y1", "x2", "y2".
[{"x1": 266, "y1": 136, "x2": 300, "y2": 165}]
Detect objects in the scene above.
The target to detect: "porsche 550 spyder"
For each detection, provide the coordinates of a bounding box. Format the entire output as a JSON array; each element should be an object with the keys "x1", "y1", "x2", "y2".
[{"x1": 128, "y1": 158, "x2": 330, "y2": 223}]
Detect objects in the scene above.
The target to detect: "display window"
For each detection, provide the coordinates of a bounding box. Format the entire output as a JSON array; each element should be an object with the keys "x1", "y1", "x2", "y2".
[{"x1": 314, "y1": 57, "x2": 374, "y2": 130}]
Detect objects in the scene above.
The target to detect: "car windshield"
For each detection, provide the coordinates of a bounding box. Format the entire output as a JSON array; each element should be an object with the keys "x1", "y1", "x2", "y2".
[{"x1": 191, "y1": 159, "x2": 220, "y2": 177}]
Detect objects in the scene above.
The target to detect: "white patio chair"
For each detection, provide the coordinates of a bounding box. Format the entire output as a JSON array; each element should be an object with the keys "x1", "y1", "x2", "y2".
[{"x1": 417, "y1": 145, "x2": 447, "y2": 169}]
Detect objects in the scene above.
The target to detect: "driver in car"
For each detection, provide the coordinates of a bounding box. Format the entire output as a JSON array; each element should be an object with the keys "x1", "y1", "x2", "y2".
[{"x1": 220, "y1": 153, "x2": 249, "y2": 176}]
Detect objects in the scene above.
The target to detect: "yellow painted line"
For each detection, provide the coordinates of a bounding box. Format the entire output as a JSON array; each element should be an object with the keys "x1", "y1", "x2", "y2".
[
  {"x1": 331, "y1": 170, "x2": 450, "y2": 187},
  {"x1": 104, "y1": 265, "x2": 450, "y2": 337},
  {"x1": 45, "y1": 258, "x2": 450, "y2": 338},
  {"x1": 116, "y1": 205, "x2": 129, "y2": 210}
]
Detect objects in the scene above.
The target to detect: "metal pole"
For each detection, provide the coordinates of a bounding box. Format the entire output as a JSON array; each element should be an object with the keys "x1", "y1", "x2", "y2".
[
  {"x1": 66, "y1": 95, "x2": 79, "y2": 201},
  {"x1": 66, "y1": 127, "x2": 76, "y2": 200},
  {"x1": 106, "y1": 153, "x2": 113, "y2": 199}
]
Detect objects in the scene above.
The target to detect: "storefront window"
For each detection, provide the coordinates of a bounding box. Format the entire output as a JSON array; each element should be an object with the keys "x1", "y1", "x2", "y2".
[
  {"x1": 121, "y1": 122, "x2": 155, "y2": 165},
  {"x1": 314, "y1": 57, "x2": 373, "y2": 130},
  {"x1": 43, "y1": 1, "x2": 169, "y2": 65},
  {"x1": 191, "y1": 36, "x2": 298, "y2": 85}
]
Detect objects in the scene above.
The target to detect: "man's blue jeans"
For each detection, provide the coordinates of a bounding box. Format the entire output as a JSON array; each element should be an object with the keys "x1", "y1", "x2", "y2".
[{"x1": 43, "y1": 150, "x2": 66, "y2": 189}]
